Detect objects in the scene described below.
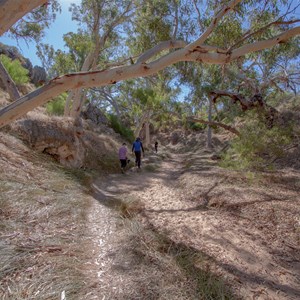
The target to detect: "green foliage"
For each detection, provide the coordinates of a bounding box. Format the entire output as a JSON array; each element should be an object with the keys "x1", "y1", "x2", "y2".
[
  {"x1": 220, "y1": 115, "x2": 293, "y2": 171},
  {"x1": 207, "y1": 16, "x2": 243, "y2": 49},
  {"x1": 132, "y1": 87, "x2": 164, "y2": 108},
  {"x1": 46, "y1": 93, "x2": 67, "y2": 116},
  {"x1": 8, "y1": 1, "x2": 61, "y2": 42},
  {"x1": 188, "y1": 121, "x2": 206, "y2": 132},
  {"x1": 0, "y1": 54, "x2": 29, "y2": 84},
  {"x1": 37, "y1": 41, "x2": 84, "y2": 78},
  {"x1": 108, "y1": 114, "x2": 134, "y2": 142},
  {"x1": 127, "y1": 0, "x2": 172, "y2": 54},
  {"x1": 63, "y1": 32, "x2": 93, "y2": 70}
]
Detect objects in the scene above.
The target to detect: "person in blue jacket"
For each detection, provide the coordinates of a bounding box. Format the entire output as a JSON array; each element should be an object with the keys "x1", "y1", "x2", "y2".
[{"x1": 132, "y1": 137, "x2": 144, "y2": 168}]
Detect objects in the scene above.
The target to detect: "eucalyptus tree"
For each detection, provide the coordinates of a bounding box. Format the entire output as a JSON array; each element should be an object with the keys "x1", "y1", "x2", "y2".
[
  {"x1": 64, "y1": 0, "x2": 134, "y2": 118},
  {"x1": 125, "y1": 0, "x2": 185, "y2": 142},
  {"x1": 178, "y1": 0, "x2": 300, "y2": 139},
  {"x1": 0, "y1": 0, "x2": 60, "y2": 40},
  {"x1": 36, "y1": 31, "x2": 92, "y2": 80},
  {"x1": 88, "y1": 86, "x2": 124, "y2": 120},
  {"x1": 0, "y1": 0, "x2": 299, "y2": 128}
]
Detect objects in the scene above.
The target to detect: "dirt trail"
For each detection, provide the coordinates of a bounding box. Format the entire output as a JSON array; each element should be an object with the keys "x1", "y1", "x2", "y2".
[{"x1": 84, "y1": 150, "x2": 300, "y2": 300}]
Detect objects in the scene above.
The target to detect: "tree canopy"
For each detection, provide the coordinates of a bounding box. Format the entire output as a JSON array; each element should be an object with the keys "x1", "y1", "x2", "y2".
[{"x1": 0, "y1": 0, "x2": 299, "y2": 128}]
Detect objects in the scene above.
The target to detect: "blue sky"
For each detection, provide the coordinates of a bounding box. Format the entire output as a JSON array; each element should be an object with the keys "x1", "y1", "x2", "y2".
[{"x1": 0, "y1": 0, "x2": 81, "y2": 66}]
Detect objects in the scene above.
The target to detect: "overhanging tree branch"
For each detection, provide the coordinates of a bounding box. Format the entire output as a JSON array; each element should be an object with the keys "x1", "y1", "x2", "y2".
[
  {"x1": 231, "y1": 26, "x2": 300, "y2": 59},
  {"x1": 0, "y1": 24, "x2": 299, "y2": 128},
  {"x1": 0, "y1": 0, "x2": 299, "y2": 128},
  {"x1": 0, "y1": 0, "x2": 47, "y2": 36},
  {"x1": 188, "y1": 117, "x2": 240, "y2": 136}
]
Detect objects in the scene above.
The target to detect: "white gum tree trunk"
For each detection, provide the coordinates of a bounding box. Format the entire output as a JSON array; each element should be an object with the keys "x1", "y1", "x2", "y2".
[
  {"x1": 66, "y1": 1, "x2": 133, "y2": 119},
  {"x1": 134, "y1": 111, "x2": 148, "y2": 138},
  {"x1": 207, "y1": 95, "x2": 213, "y2": 149},
  {"x1": 145, "y1": 120, "x2": 150, "y2": 148}
]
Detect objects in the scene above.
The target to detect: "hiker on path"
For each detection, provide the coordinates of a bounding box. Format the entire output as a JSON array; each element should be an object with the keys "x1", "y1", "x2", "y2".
[
  {"x1": 154, "y1": 141, "x2": 158, "y2": 153},
  {"x1": 118, "y1": 143, "x2": 128, "y2": 173},
  {"x1": 132, "y1": 137, "x2": 144, "y2": 169}
]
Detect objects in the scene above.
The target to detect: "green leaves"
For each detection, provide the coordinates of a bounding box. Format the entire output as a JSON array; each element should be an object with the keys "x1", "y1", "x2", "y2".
[
  {"x1": 8, "y1": 0, "x2": 61, "y2": 42},
  {"x1": 127, "y1": 0, "x2": 172, "y2": 54},
  {"x1": 0, "y1": 55, "x2": 29, "y2": 85},
  {"x1": 46, "y1": 93, "x2": 67, "y2": 116},
  {"x1": 220, "y1": 111, "x2": 293, "y2": 170}
]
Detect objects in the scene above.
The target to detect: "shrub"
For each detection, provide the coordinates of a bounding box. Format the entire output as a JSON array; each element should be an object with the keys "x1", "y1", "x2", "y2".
[
  {"x1": 188, "y1": 121, "x2": 206, "y2": 131},
  {"x1": 220, "y1": 117, "x2": 293, "y2": 171},
  {"x1": 46, "y1": 93, "x2": 67, "y2": 116},
  {"x1": 0, "y1": 54, "x2": 29, "y2": 84},
  {"x1": 108, "y1": 114, "x2": 134, "y2": 142}
]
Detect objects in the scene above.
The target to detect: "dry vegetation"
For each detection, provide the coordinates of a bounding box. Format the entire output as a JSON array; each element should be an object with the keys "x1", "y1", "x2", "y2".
[
  {"x1": 91, "y1": 132, "x2": 300, "y2": 299},
  {"x1": 0, "y1": 131, "x2": 91, "y2": 299},
  {"x1": 0, "y1": 89, "x2": 300, "y2": 299},
  {"x1": 0, "y1": 123, "x2": 236, "y2": 299}
]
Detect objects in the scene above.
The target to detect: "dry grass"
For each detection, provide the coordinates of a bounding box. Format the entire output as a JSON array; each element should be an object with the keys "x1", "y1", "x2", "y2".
[
  {"x1": 0, "y1": 132, "x2": 92, "y2": 299},
  {"x1": 119, "y1": 198, "x2": 145, "y2": 218},
  {"x1": 116, "y1": 218, "x2": 235, "y2": 300},
  {"x1": 2, "y1": 120, "x2": 298, "y2": 299}
]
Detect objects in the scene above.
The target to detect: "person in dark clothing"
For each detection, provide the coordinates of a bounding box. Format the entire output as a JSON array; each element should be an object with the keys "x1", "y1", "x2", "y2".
[
  {"x1": 154, "y1": 141, "x2": 158, "y2": 153},
  {"x1": 132, "y1": 137, "x2": 144, "y2": 168}
]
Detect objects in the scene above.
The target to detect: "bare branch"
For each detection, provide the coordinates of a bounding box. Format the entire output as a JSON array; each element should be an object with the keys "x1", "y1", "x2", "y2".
[
  {"x1": 171, "y1": 0, "x2": 179, "y2": 39},
  {"x1": 229, "y1": 19, "x2": 300, "y2": 51},
  {"x1": 231, "y1": 26, "x2": 300, "y2": 60},
  {"x1": 137, "y1": 40, "x2": 187, "y2": 64},
  {"x1": 185, "y1": 0, "x2": 242, "y2": 51},
  {"x1": 192, "y1": 0, "x2": 205, "y2": 31}
]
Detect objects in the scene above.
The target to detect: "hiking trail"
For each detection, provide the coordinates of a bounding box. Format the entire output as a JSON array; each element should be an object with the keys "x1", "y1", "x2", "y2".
[{"x1": 82, "y1": 149, "x2": 300, "y2": 299}]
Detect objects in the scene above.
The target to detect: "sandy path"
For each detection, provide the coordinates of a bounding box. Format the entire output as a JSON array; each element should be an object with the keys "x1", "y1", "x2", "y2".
[{"x1": 83, "y1": 151, "x2": 300, "y2": 300}]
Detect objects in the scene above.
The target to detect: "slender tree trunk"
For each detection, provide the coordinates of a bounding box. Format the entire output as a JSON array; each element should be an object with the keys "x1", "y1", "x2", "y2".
[
  {"x1": 207, "y1": 96, "x2": 213, "y2": 148},
  {"x1": 134, "y1": 111, "x2": 148, "y2": 138},
  {"x1": 71, "y1": 89, "x2": 86, "y2": 118},
  {"x1": 145, "y1": 120, "x2": 150, "y2": 148},
  {"x1": 68, "y1": 52, "x2": 100, "y2": 118},
  {"x1": 64, "y1": 90, "x2": 76, "y2": 116},
  {"x1": 0, "y1": 60, "x2": 20, "y2": 101},
  {"x1": 109, "y1": 98, "x2": 122, "y2": 120}
]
